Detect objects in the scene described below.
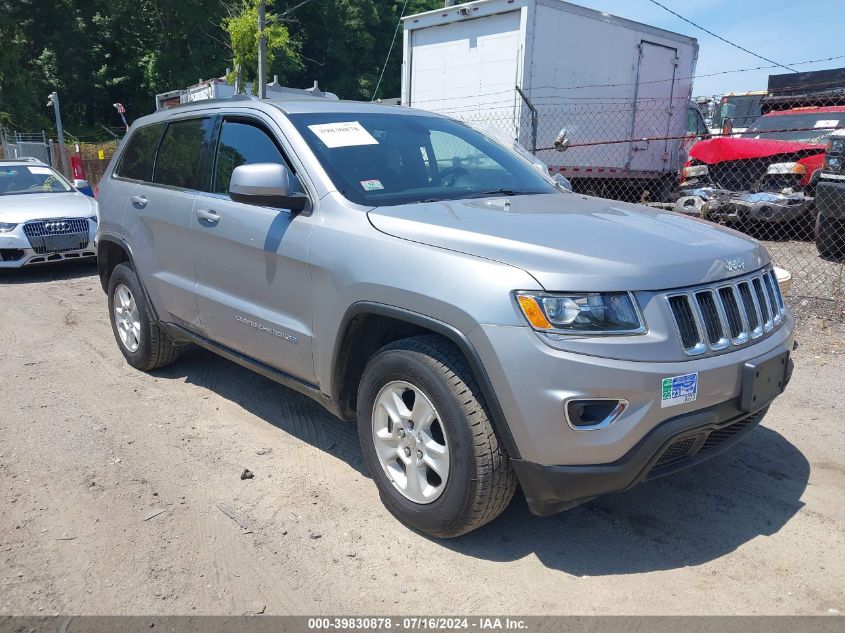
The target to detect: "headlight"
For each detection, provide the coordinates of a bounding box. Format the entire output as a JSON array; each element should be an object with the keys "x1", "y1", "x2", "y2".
[
  {"x1": 682, "y1": 164, "x2": 708, "y2": 180},
  {"x1": 516, "y1": 291, "x2": 645, "y2": 334},
  {"x1": 829, "y1": 138, "x2": 845, "y2": 155},
  {"x1": 825, "y1": 156, "x2": 842, "y2": 172},
  {"x1": 766, "y1": 162, "x2": 806, "y2": 175},
  {"x1": 0, "y1": 222, "x2": 17, "y2": 233}
]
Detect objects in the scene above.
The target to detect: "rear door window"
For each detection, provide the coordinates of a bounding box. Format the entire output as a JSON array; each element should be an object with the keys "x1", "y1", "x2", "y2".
[
  {"x1": 115, "y1": 123, "x2": 164, "y2": 181},
  {"x1": 212, "y1": 119, "x2": 299, "y2": 194},
  {"x1": 152, "y1": 117, "x2": 214, "y2": 190}
]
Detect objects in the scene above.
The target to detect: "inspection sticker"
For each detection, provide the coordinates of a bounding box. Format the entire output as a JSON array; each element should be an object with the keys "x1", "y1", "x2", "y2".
[
  {"x1": 661, "y1": 372, "x2": 698, "y2": 408},
  {"x1": 360, "y1": 179, "x2": 384, "y2": 191},
  {"x1": 307, "y1": 121, "x2": 379, "y2": 148}
]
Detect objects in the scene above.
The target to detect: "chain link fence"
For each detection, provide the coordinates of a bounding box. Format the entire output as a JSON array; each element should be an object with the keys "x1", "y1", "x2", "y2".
[
  {"x1": 435, "y1": 94, "x2": 845, "y2": 321},
  {"x1": 1, "y1": 128, "x2": 117, "y2": 190}
]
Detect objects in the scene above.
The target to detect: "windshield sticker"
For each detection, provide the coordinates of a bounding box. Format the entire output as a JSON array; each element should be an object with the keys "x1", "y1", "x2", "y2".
[
  {"x1": 28, "y1": 166, "x2": 53, "y2": 175},
  {"x1": 814, "y1": 119, "x2": 839, "y2": 129},
  {"x1": 661, "y1": 372, "x2": 698, "y2": 408},
  {"x1": 307, "y1": 121, "x2": 379, "y2": 148},
  {"x1": 360, "y1": 179, "x2": 384, "y2": 191}
]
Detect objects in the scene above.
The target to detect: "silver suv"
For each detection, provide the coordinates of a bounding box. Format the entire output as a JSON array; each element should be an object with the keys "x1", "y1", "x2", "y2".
[{"x1": 97, "y1": 96, "x2": 795, "y2": 537}]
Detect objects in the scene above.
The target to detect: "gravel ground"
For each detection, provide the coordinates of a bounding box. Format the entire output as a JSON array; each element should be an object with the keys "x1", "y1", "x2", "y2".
[
  {"x1": 0, "y1": 260, "x2": 843, "y2": 616},
  {"x1": 761, "y1": 236, "x2": 844, "y2": 321}
]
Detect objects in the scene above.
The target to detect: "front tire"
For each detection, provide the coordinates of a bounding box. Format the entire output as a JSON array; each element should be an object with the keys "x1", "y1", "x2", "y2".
[
  {"x1": 815, "y1": 214, "x2": 845, "y2": 260},
  {"x1": 107, "y1": 263, "x2": 180, "y2": 371},
  {"x1": 357, "y1": 335, "x2": 516, "y2": 538}
]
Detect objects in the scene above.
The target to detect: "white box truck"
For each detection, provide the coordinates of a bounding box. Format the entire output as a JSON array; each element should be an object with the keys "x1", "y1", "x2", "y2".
[{"x1": 401, "y1": 0, "x2": 707, "y2": 201}]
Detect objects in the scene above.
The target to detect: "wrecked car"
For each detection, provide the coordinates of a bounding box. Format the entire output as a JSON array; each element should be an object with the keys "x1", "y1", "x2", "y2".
[{"x1": 676, "y1": 106, "x2": 845, "y2": 227}]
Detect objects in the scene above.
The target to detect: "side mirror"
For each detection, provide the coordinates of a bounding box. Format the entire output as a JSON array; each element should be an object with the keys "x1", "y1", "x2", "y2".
[
  {"x1": 73, "y1": 179, "x2": 94, "y2": 198},
  {"x1": 229, "y1": 163, "x2": 308, "y2": 212},
  {"x1": 554, "y1": 128, "x2": 570, "y2": 151},
  {"x1": 553, "y1": 174, "x2": 573, "y2": 191}
]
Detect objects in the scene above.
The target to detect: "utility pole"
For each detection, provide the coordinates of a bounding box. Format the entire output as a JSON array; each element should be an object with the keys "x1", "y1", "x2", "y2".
[
  {"x1": 46, "y1": 91, "x2": 67, "y2": 176},
  {"x1": 257, "y1": 0, "x2": 267, "y2": 99}
]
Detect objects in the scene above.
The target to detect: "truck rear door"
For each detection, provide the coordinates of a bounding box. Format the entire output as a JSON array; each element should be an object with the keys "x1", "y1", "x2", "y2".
[
  {"x1": 628, "y1": 41, "x2": 679, "y2": 174},
  {"x1": 407, "y1": 11, "x2": 521, "y2": 127}
]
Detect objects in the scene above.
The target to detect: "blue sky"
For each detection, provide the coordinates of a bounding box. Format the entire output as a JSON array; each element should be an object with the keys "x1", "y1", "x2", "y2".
[{"x1": 572, "y1": 0, "x2": 845, "y2": 96}]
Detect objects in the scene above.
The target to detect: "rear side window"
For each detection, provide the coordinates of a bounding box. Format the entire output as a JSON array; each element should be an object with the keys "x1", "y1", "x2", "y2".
[
  {"x1": 115, "y1": 124, "x2": 163, "y2": 181},
  {"x1": 213, "y1": 120, "x2": 288, "y2": 194},
  {"x1": 153, "y1": 117, "x2": 213, "y2": 190}
]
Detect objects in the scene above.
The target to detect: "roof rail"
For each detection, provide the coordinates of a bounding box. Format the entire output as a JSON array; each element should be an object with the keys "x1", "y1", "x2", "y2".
[
  {"x1": 0, "y1": 157, "x2": 45, "y2": 164},
  {"x1": 163, "y1": 93, "x2": 261, "y2": 111}
]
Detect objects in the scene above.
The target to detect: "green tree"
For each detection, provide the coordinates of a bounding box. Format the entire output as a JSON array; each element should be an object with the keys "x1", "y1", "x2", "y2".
[
  {"x1": 223, "y1": 0, "x2": 301, "y2": 92},
  {"x1": 0, "y1": 4, "x2": 47, "y2": 129},
  {"x1": 280, "y1": 0, "x2": 440, "y2": 100},
  {"x1": 0, "y1": 0, "x2": 442, "y2": 135}
]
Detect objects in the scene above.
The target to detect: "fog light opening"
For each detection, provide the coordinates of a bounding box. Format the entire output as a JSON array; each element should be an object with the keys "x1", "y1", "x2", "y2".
[{"x1": 565, "y1": 398, "x2": 628, "y2": 430}]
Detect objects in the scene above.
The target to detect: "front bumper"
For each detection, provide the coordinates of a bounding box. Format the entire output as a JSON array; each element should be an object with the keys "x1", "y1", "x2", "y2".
[
  {"x1": 0, "y1": 220, "x2": 97, "y2": 268},
  {"x1": 513, "y1": 401, "x2": 772, "y2": 515},
  {"x1": 676, "y1": 185, "x2": 813, "y2": 223},
  {"x1": 468, "y1": 310, "x2": 794, "y2": 515}
]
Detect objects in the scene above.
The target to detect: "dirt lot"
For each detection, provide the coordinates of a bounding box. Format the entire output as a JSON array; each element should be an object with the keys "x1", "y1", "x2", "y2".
[{"x1": 1, "y1": 260, "x2": 843, "y2": 616}]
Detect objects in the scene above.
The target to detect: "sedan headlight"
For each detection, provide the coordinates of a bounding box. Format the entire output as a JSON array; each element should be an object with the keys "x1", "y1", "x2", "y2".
[
  {"x1": 516, "y1": 291, "x2": 645, "y2": 334},
  {"x1": 681, "y1": 164, "x2": 708, "y2": 180},
  {"x1": 0, "y1": 222, "x2": 18, "y2": 233}
]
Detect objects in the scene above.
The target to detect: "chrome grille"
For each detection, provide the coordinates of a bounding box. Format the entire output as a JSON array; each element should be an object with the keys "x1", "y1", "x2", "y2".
[
  {"x1": 667, "y1": 268, "x2": 786, "y2": 356},
  {"x1": 23, "y1": 218, "x2": 89, "y2": 254}
]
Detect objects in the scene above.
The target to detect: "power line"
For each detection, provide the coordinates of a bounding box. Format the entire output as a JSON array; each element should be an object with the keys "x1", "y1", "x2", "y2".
[
  {"x1": 645, "y1": 0, "x2": 798, "y2": 73},
  {"x1": 370, "y1": 0, "x2": 410, "y2": 102}
]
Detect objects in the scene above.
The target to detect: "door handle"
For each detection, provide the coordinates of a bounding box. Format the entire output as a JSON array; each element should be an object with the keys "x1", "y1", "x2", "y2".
[
  {"x1": 195, "y1": 209, "x2": 220, "y2": 225},
  {"x1": 130, "y1": 195, "x2": 147, "y2": 208}
]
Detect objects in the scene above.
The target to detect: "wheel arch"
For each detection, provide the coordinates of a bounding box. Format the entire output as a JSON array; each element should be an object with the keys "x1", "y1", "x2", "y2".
[
  {"x1": 331, "y1": 302, "x2": 521, "y2": 460},
  {"x1": 97, "y1": 234, "x2": 159, "y2": 320},
  {"x1": 96, "y1": 234, "x2": 133, "y2": 292}
]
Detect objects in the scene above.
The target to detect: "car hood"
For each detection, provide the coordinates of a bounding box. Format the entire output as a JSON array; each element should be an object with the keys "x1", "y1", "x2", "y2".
[
  {"x1": 690, "y1": 136, "x2": 826, "y2": 164},
  {"x1": 0, "y1": 191, "x2": 97, "y2": 224},
  {"x1": 367, "y1": 193, "x2": 769, "y2": 291}
]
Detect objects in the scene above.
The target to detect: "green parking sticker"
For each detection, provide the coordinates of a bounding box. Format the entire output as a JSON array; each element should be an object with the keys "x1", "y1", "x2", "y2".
[{"x1": 661, "y1": 372, "x2": 698, "y2": 408}]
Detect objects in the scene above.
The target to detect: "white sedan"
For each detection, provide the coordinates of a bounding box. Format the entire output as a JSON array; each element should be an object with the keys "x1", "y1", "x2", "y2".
[{"x1": 0, "y1": 158, "x2": 98, "y2": 268}]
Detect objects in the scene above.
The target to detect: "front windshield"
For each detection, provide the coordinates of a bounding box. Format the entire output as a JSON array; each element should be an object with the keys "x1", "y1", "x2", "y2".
[
  {"x1": 287, "y1": 112, "x2": 557, "y2": 206},
  {"x1": 0, "y1": 165, "x2": 73, "y2": 195},
  {"x1": 714, "y1": 95, "x2": 763, "y2": 129},
  {"x1": 741, "y1": 112, "x2": 843, "y2": 143}
]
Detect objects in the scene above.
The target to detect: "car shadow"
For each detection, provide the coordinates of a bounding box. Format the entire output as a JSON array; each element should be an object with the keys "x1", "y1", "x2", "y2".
[
  {"x1": 153, "y1": 346, "x2": 366, "y2": 476},
  {"x1": 0, "y1": 259, "x2": 98, "y2": 284},
  {"x1": 154, "y1": 346, "x2": 809, "y2": 575},
  {"x1": 442, "y1": 424, "x2": 809, "y2": 574}
]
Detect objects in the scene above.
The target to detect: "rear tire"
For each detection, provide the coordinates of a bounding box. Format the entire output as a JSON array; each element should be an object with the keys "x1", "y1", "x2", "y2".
[
  {"x1": 357, "y1": 335, "x2": 516, "y2": 538},
  {"x1": 107, "y1": 263, "x2": 180, "y2": 371},
  {"x1": 815, "y1": 214, "x2": 845, "y2": 260}
]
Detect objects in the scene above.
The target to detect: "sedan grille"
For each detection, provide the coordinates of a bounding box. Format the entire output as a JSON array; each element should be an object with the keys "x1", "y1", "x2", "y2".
[
  {"x1": 667, "y1": 268, "x2": 785, "y2": 356},
  {"x1": 23, "y1": 218, "x2": 90, "y2": 254}
]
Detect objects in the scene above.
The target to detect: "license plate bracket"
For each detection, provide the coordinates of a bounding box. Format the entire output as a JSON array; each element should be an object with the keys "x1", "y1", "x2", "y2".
[
  {"x1": 42, "y1": 233, "x2": 82, "y2": 253},
  {"x1": 740, "y1": 348, "x2": 791, "y2": 412}
]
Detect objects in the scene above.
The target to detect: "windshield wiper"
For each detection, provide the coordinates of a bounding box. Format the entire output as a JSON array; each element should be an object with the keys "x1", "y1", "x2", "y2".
[{"x1": 473, "y1": 189, "x2": 523, "y2": 197}]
